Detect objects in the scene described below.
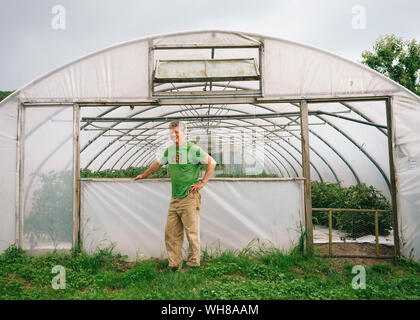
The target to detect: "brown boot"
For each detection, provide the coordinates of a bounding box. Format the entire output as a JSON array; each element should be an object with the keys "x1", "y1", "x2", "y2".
[
  {"x1": 163, "y1": 265, "x2": 180, "y2": 272},
  {"x1": 180, "y1": 265, "x2": 198, "y2": 273}
]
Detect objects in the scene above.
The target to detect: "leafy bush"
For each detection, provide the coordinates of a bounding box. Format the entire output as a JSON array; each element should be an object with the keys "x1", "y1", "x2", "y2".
[
  {"x1": 1, "y1": 244, "x2": 26, "y2": 263},
  {"x1": 311, "y1": 181, "x2": 392, "y2": 237},
  {"x1": 80, "y1": 166, "x2": 169, "y2": 178}
]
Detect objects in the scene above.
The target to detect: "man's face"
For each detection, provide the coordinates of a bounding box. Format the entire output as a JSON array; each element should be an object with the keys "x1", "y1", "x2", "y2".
[{"x1": 170, "y1": 126, "x2": 185, "y2": 146}]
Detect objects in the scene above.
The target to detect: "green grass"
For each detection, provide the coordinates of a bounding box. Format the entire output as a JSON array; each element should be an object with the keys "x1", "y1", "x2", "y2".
[{"x1": 0, "y1": 243, "x2": 419, "y2": 300}]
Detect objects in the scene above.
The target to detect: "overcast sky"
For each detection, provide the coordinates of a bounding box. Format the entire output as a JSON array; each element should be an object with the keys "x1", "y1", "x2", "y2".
[{"x1": 0, "y1": 0, "x2": 419, "y2": 90}]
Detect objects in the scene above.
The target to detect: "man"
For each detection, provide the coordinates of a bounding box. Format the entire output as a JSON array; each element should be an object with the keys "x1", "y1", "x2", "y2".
[{"x1": 133, "y1": 120, "x2": 217, "y2": 272}]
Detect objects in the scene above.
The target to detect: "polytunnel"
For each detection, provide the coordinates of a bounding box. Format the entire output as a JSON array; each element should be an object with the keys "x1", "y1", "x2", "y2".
[{"x1": 0, "y1": 30, "x2": 419, "y2": 261}]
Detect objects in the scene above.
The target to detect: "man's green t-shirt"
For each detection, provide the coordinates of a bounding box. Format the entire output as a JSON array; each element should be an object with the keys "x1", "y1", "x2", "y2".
[{"x1": 159, "y1": 141, "x2": 209, "y2": 198}]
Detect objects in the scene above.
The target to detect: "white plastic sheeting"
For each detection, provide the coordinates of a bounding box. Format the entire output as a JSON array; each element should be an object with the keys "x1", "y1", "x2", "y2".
[
  {"x1": 81, "y1": 179, "x2": 305, "y2": 261},
  {"x1": 0, "y1": 95, "x2": 18, "y2": 252},
  {"x1": 263, "y1": 38, "x2": 398, "y2": 98},
  {"x1": 20, "y1": 41, "x2": 149, "y2": 102},
  {"x1": 393, "y1": 94, "x2": 420, "y2": 260},
  {"x1": 0, "y1": 30, "x2": 419, "y2": 260}
]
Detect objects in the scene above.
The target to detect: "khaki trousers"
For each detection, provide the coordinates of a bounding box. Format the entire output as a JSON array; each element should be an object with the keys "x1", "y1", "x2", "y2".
[{"x1": 165, "y1": 190, "x2": 202, "y2": 267}]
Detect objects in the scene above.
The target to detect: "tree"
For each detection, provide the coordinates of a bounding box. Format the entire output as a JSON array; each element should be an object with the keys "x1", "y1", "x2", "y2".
[
  {"x1": 361, "y1": 35, "x2": 420, "y2": 96},
  {"x1": 0, "y1": 91, "x2": 13, "y2": 102}
]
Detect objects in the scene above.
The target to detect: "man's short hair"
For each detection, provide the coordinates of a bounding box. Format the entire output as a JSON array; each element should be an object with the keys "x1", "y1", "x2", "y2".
[{"x1": 169, "y1": 120, "x2": 186, "y2": 132}]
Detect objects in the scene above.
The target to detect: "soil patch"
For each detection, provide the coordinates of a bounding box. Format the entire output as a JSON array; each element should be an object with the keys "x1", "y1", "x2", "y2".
[{"x1": 314, "y1": 243, "x2": 395, "y2": 266}]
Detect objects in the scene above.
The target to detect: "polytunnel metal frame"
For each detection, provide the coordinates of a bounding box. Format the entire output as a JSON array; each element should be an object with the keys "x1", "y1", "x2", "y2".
[
  {"x1": 80, "y1": 90, "x2": 388, "y2": 182},
  {"x1": 68, "y1": 94, "x2": 400, "y2": 257},
  {"x1": 80, "y1": 84, "x2": 389, "y2": 187}
]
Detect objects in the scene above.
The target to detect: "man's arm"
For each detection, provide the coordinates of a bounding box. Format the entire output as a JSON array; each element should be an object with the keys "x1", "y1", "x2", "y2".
[
  {"x1": 133, "y1": 160, "x2": 163, "y2": 181},
  {"x1": 189, "y1": 155, "x2": 217, "y2": 193}
]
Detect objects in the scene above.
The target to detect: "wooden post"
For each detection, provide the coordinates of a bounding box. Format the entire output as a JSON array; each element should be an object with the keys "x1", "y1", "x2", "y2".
[
  {"x1": 16, "y1": 103, "x2": 25, "y2": 248},
  {"x1": 386, "y1": 97, "x2": 401, "y2": 259},
  {"x1": 300, "y1": 100, "x2": 313, "y2": 252},
  {"x1": 73, "y1": 104, "x2": 81, "y2": 249},
  {"x1": 208, "y1": 129, "x2": 212, "y2": 157},
  {"x1": 148, "y1": 39, "x2": 154, "y2": 98},
  {"x1": 258, "y1": 42, "x2": 264, "y2": 95},
  {"x1": 241, "y1": 130, "x2": 245, "y2": 175},
  {"x1": 219, "y1": 135, "x2": 223, "y2": 168},
  {"x1": 328, "y1": 210, "x2": 332, "y2": 256},
  {"x1": 230, "y1": 135, "x2": 234, "y2": 174},
  {"x1": 375, "y1": 210, "x2": 380, "y2": 256}
]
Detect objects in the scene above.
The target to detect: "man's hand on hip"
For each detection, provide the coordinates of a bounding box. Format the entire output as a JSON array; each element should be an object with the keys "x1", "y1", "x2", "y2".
[{"x1": 189, "y1": 181, "x2": 205, "y2": 193}]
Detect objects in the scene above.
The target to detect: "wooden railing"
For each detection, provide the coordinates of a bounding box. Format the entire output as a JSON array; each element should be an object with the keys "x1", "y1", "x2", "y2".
[{"x1": 312, "y1": 208, "x2": 393, "y2": 258}]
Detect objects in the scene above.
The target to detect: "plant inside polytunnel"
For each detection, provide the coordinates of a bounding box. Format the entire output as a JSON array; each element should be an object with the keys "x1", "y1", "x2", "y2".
[
  {"x1": 24, "y1": 170, "x2": 73, "y2": 247},
  {"x1": 79, "y1": 164, "x2": 225, "y2": 179},
  {"x1": 311, "y1": 182, "x2": 393, "y2": 237},
  {"x1": 80, "y1": 167, "x2": 169, "y2": 178}
]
